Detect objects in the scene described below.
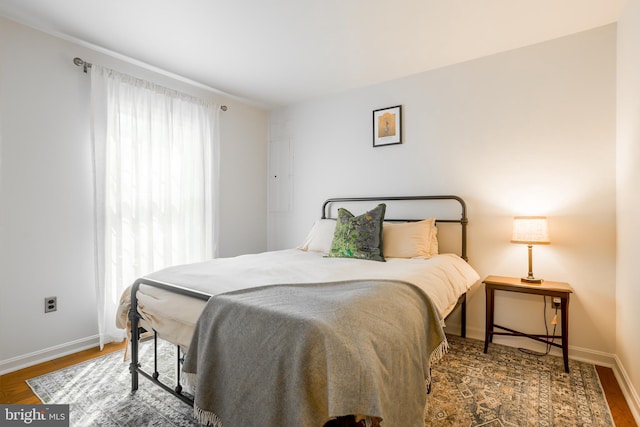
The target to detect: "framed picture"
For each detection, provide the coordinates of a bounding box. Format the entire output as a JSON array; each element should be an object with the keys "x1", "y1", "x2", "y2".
[{"x1": 372, "y1": 105, "x2": 402, "y2": 147}]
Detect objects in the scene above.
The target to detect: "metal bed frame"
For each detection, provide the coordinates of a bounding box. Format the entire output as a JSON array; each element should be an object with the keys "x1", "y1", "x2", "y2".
[{"x1": 127, "y1": 195, "x2": 470, "y2": 409}]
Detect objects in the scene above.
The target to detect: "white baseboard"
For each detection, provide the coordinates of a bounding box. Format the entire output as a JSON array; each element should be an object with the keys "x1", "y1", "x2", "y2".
[
  {"x1": 565, "y1": 344, "x2": 618, "y2": 367},
  {"x1": 0, "y1": 335, "x2": 100, "y2": 375},
  {"x1": 460, "y1": 325, "x2": 618, "y2": 366}
]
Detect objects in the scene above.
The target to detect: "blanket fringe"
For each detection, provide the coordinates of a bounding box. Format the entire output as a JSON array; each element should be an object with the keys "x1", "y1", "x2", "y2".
[
  {"x1": 194, "y1": 404, "x2": 224, "y2": 427},
  {"x1": 354, "y1": 415, "x2": 375, "y2": 426},
  {"x1": 425, "y1": 337, "x2": 449, "y2": 391},
  {"x1": 429, "y1": 337, "x2": 449, "y2": 366}
]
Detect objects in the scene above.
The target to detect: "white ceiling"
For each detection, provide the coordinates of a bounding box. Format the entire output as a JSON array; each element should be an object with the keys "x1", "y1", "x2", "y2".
[{"x1": 0, "y1": 0, "x2": 624, "y2": 108}]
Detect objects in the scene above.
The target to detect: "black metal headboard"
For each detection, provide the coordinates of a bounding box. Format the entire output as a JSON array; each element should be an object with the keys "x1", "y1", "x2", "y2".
[{"x1": 321, "y1": 195, "x2": 468, "y2": 261}]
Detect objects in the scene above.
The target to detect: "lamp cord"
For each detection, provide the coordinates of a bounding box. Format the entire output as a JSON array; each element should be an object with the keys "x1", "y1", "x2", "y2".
[{"x1": 518, "y1": 296, "x2": 558, "y2": 357}]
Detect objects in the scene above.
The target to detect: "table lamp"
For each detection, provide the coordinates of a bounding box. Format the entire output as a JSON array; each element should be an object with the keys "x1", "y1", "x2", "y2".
[{"x1": 511, "y1": 216, "x2": 550, "y2": 284}]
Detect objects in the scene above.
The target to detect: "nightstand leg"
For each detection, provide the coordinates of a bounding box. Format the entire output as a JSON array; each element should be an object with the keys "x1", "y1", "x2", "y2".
[
  {"x1": 484, "y1": 286, "x2": 494, "y2": 353},
  {"x1": 561, "y1": 296, "x2": 570, "y2": 373}
]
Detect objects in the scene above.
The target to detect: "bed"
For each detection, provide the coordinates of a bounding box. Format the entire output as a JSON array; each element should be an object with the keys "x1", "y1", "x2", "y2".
[{"x1": 117, "y1": 195, "x2": 480, "y2": 427}]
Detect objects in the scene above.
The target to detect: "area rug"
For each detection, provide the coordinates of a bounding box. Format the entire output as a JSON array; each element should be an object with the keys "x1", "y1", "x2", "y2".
[
  {"x1": 27, "y1": 339, "x2": 198, "y2": 426},
  {"x1": 26, "y1": 336, "x2": 614, "y2": 426},
  {"x1": 425, "y1": 335, "x2": 615, "y2": 426}
]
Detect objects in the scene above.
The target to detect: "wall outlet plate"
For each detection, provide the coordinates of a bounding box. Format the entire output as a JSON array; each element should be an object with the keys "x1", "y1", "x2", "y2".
[
  {"x1": 45, "y1": 296, "x2": 57, "y2": 313},
  {"x1": 552, "y1": 297, "x2": 561, "y2": 308}
]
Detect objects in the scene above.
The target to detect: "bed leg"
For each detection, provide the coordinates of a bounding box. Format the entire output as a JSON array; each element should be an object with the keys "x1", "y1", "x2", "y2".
[
  {"x1": 129, "y1": 329, "x2": 139, "y2": 391},
  {"x1": 175, "y1": 345, "x2": 183, "y2": 394},
  {"x1": 129, "y1": 281, "x2": 142, "y2": 392},
  {"x1": 461, "y1": 293, "x2": 467, "y2": 338},
  {"x1": 152, "y1": 332, "x2": 159, "y2": 380}
]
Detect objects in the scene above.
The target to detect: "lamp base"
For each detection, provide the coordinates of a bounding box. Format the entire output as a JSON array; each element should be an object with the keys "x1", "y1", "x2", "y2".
[{"x1": 521, "y1": 277, "x2": 543, "y2": 284}]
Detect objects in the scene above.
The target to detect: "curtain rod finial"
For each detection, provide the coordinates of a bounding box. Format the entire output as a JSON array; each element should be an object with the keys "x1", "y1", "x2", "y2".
[{"x1": 73, "y1": 57, "x2": 91, "y2": 73}]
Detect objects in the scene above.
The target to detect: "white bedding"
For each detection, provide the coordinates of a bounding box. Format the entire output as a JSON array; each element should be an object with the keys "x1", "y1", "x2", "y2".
[{"x1": 117, "y1": 249, "x2": 479, "y2": 349}]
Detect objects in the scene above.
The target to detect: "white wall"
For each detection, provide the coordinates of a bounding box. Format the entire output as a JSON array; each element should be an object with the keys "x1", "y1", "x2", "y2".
[
  {"x1": 269, "y1": 26, "x2": 617, "y2": 360},
  {"x1": 0, "y1": 17, "x2": 268, "y2": 371},
  {"x1": 616, "y1": 0, "x2": 640, "y2": 419}
]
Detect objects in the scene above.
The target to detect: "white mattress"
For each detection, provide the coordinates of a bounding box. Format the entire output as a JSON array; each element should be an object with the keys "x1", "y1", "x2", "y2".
[{"x1": 117, "y1": 249, "x2": 480, "y2": 349}]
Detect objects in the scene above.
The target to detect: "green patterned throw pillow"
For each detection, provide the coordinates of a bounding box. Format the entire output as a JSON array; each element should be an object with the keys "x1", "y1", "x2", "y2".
[{"x1": 327, "y1": 204, "x2": 386, "y2": 262}]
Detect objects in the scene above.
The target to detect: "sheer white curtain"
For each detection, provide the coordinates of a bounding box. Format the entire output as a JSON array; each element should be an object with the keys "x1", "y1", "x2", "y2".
[{"x1": 90, "y1": 66, "x2": 220, "y2": 348}]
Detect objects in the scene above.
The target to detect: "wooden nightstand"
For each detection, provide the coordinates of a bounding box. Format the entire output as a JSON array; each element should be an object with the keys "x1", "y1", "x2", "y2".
[{"x1": 483, "y1": 275, "x2": 573, "y2": 373}]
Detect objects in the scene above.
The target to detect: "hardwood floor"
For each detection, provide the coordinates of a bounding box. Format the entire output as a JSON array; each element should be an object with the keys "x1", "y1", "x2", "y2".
[
  {"x1": 0, "y1": 342, "x2": 126, "y2": 404},
  {"x1": 597, "y1": 365, "x2": 638, "y2": 427},
  {"x1": 1, "y1": 345, "x2": 637, "y2": 426}
]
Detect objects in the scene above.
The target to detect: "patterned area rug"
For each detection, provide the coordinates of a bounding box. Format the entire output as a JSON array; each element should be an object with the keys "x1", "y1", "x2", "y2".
[
  {"x1": 26, "y1": 336, "x2": 614, "y2": 426},
  {"x1": 425, "y1": 335, "x2": 615, "y2": 427},
  {"x1": 28, "y1": 339, "x2": 198, "y2": 426}
]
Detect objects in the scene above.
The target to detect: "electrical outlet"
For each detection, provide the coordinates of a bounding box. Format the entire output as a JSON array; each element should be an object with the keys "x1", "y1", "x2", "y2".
[
  {"x1": 45, "y1": 296, "x2": 57, "y2": 313},
  {"x1": 552, "y1": 297, "x2": 561, "y2": 309}
]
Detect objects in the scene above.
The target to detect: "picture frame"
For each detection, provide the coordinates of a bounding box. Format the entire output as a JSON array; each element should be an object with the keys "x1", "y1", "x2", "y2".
[{"x1": 372, "y1": 105, "x2": 402, "y2": 147}]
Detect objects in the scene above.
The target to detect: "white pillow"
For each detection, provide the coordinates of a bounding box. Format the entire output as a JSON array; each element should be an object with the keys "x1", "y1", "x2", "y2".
[
  {"x1": 383, "y1": 218, "x2": 437, "y2": 259},
  {"x1": 297, "y1": 219, "x2": 337, "y2": 253}
]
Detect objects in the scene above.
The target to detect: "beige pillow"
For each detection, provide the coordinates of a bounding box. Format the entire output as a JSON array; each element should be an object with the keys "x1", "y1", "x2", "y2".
[
  {"x1": 383, "y1": 218, "x2": 437, "y2": 259},
  {"x1": 430, "y1": 224, "x2": 438, "y2": 256},
  {"x1": 297, "y1": 219, "x2": 337, "y2": 253}
]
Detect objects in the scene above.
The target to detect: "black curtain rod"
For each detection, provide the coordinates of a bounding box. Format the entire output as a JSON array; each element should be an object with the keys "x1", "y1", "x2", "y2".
[{"x1": 72, "y1": 57, "x2": 228, "y2": 111}]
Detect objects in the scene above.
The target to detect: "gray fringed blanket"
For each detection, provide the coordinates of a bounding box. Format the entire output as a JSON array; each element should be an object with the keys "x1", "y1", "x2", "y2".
[{"x1": 182, "y1": 280, "x2": 447, "y2": 427}]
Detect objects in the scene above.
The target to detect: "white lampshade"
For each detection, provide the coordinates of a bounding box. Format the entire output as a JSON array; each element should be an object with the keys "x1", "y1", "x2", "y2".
[{"x1": 511, "y1": 216, "x2": 550, "y2": 245}]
